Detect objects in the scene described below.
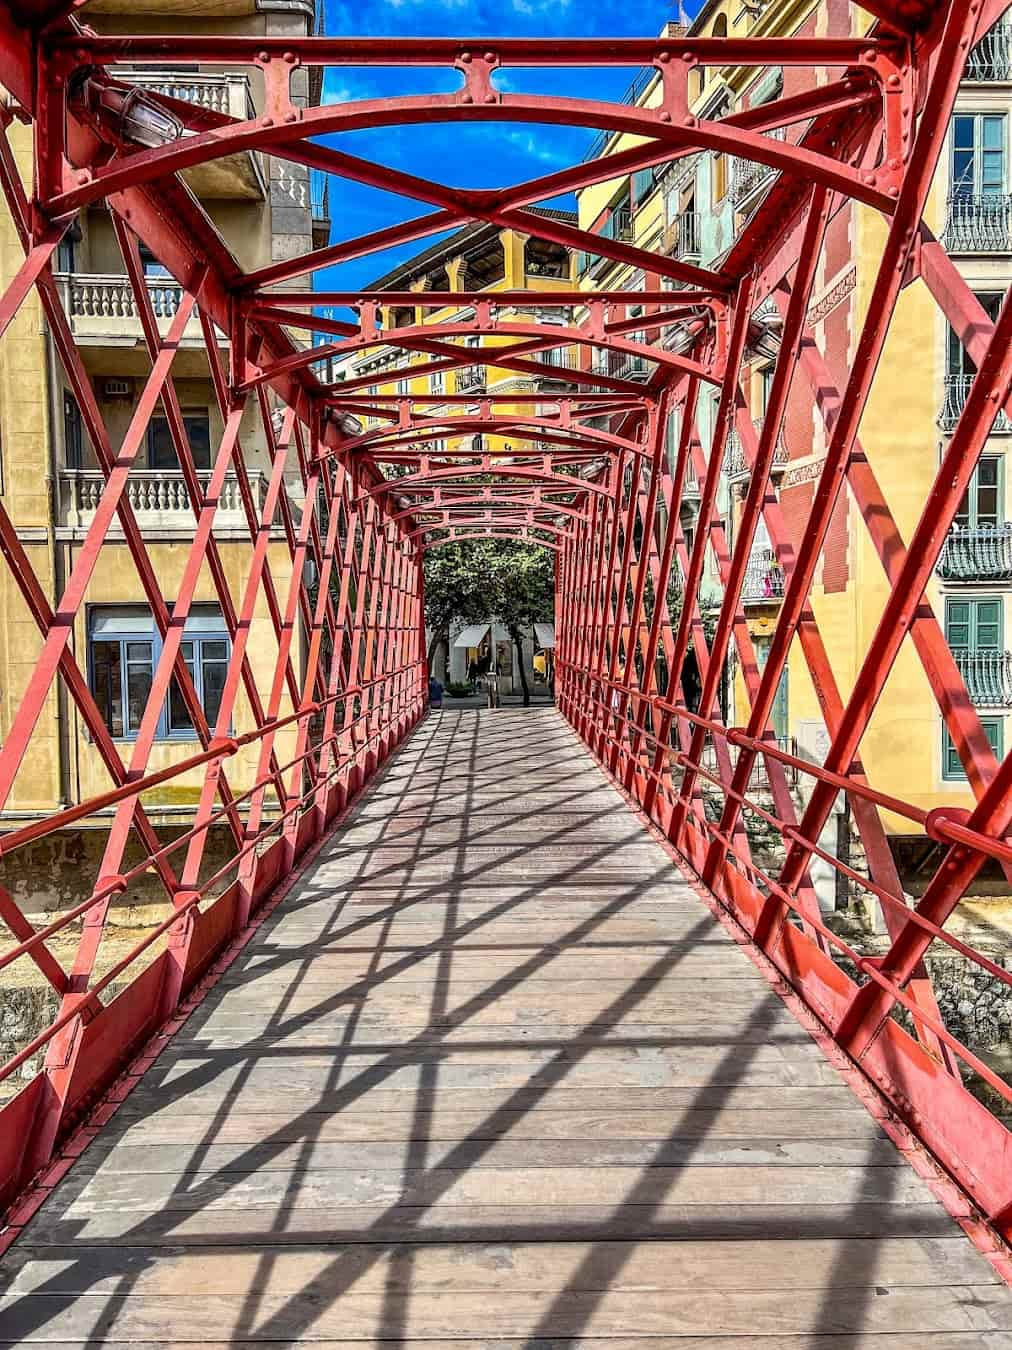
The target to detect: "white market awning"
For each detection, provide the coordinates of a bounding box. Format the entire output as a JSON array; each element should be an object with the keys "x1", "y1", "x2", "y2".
[
  {"x1": 534, "y1": 622, "x2": 556, "y2": 650},
  {"x1": 453, "y1": 622, "x2": 491, "y2": 649}
]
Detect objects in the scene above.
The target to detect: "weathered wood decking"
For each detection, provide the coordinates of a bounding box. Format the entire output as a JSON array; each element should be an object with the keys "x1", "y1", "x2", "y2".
[{"x1": 2, "y1": 706, "x2": 1011, "y2": 1345}]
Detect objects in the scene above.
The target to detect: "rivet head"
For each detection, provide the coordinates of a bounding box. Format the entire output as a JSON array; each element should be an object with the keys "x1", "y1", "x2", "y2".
[
  {"x1": 485, "y1": 93, "x2": 496, "y2": 104},
  {"x1": 461, "y1": 93, "x2": 472, "y2": 104},
  {"x1": 659, "y1": 111, "x2": 671, "y2": 123},
  {"x1": 257, "y1": 50, "x2": 269, "y2": 62},
  {"x1": 484, "y1": 51, "x2": 496, "y2": 62},
  {"x1": 262, "y1": 116, "x2": 274, "y2": 127},
  {"x1": 283, "y1": 49, "x2": 295, "y2": 63},
  {"x1": 684, "y1": 115, "x2": 696, "y2": 127},
  {"x1": 460, "y1": 50, "x2": 472, "y2": 62},
  {"x1": 284, "y1": 111, "x2": 297, "y2": 123}
]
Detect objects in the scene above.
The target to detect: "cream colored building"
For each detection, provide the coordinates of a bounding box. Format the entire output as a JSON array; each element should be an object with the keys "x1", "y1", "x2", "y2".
[{"x1": 0, "y1": 0, "x2": 325, "y2": 898}]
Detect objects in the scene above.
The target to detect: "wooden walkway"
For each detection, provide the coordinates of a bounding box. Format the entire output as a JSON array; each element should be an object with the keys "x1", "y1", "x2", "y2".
[{"x1": 3, "y1": 707, "x2": 1011, "y2": 1346}]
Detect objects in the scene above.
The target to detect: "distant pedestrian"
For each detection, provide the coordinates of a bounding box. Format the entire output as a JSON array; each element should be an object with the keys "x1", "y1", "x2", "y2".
[{"x1": 429, "y1": 676, "x2": 444, "y2": 709}]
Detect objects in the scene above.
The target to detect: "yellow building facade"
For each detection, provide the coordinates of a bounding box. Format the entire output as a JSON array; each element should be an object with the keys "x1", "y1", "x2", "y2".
[
  {"x1": 577, "y1": 0, "x2": 1012, "y2": 862},
  {"x1": 0, "y1": 0, "x2": 324, "y2": 899}
]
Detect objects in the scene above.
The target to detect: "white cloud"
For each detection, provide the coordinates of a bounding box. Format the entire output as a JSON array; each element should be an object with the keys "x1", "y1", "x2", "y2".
[{"x1": 505, "y1": 129, "x2": 569, "y2": 167}]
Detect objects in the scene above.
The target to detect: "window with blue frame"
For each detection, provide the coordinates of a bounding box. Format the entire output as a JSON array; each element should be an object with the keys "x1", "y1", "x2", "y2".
[
  {"x1": 943, "y1": 717, "x2": 1003, "y2": 779},
  {"x1": 88, "y1": 605, "x2": 229, "y2": 740},
  {"x1": 951, "y1": 114, "x2": 1006, "y2": 198}
]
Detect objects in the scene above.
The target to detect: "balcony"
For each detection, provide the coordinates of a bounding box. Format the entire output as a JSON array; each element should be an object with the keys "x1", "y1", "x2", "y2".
[
  {"x1": 663, "y1": 210, "x2": 701, "y2": 262},
  {"x1": 120, "y1": 70, "x2": 264, "y2": 199},
  {"x1": 56, "y1": 273, "x2": 210, "y2": 348},
  {"x1": 457, "y1": 366, "x2": 486, "y2": 393},
  {"x1": 579, "y1": 208, "x2": 634, "y2": 280},
  {"x1": 593, "y1": 349, "x2": 651, "y2": 383},
  {"x1": 530, "y1": 344, "x2": 579, "y2": 388},
  {"x1": 608, "y1": 207, "x2": 634, "y2": 244},
  {"x1": 936, "y1": 524, "x2": 1012, "y2": 582},
  {"x1": 953, "y1": 648, "x2": 1012, "y2": 706},
  {"x1": 59, "y1": 469, "x2": 268, "y2": 538},
  {"x1": 939, "y1": 373, "x2": 1012, "y2": 433},
  {"x1": 732, "y1": 126, "x2": 787, "y2": 206},
  {"x1": 941, "y1": 195, "x2": 1012, "y2": 253},
  {"x1": 741, "y1": 547, "x2": 785, "y2": 604},
  {"x1": 965, "y1": 18, "x2": 1012, "y2": 81},
  {"x1": 724, "y1": 422, "x2": 790, "y2": 481}
]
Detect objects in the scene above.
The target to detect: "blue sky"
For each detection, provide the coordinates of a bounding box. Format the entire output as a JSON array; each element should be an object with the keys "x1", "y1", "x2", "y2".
[{"x1": 314, "y1": 0, "x2": 705, "y2": 295}]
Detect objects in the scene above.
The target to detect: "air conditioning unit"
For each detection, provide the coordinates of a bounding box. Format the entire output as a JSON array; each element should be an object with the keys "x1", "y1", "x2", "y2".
[{"x1": 102, "y1": 378, "x2": 132, "y2": 399}]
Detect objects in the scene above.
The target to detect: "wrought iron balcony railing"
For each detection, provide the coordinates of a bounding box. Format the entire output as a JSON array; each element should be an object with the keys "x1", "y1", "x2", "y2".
[
  {"x1": 732, "y1": 126, "x2": 787, "y2": 205},
  {"x1": 936, "y1": 524, "x2": 1012, "y2": 581},
  {"x1": 457, "y1": 365, "x2": 486, "y2": 392},
  {"x1": 939, "y1": 373, "x2": 1012, "y2": 433},
  {"x1": 609, "y1": 207, "x2": 634, "y2": 243},
  {"x1": 724, "y1": 423, "x2": 790, "y2": 480},
  {"x1": 952, "y1": 648, "x2": 1012, "y2": 706},
  {"x1": 741, "y1": 547, "x2": 785, "y2": 603},
  {"x1": 663, "y1": 210, "x2": 701, "y2": 261},
  {"x1": 965, "y1": 18, "x2": 1012, "y2": 81},
  {"x1": 941, "y1": 195, "x2": 1012, "y2": 252}
]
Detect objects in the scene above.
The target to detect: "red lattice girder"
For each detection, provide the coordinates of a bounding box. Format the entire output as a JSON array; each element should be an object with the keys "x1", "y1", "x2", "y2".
[{"x1": 3, "y1": 0, "x2": 1012, "y2": 1262}]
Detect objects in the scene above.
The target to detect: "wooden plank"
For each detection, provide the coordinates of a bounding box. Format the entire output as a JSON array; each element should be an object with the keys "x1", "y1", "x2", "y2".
[
  {"x1": 49, "y1": 1163, "x2": 936, "y2": 1214},
  {"x1": 2, "y1": 1285, "x2": 1011, "y2": 1341},
  {"x1": 14, "y1": 1201, "x2": 972, "y2": 1247},
  {"x1": 88, "y1": 1105, "x2": 886, "y2": 1146},
  {"x1": 70, "y1": 1135, "x2": 906, "y2": 1177},
  {"x1": 3, "y1": 1237, "x2": 999, "y2": 1296},
  {"x1": 11, "y1": 1338, "x2": 1012, "y2": 1350},
  {"x1": 3, "y1": 706, "x2": 1008, "y2": 1345}
]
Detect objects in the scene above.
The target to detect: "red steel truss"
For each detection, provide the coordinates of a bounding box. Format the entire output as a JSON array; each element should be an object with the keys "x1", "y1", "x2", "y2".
[{"x1": 3, "y1": 0, "x2": 1012, "y2": 1259}]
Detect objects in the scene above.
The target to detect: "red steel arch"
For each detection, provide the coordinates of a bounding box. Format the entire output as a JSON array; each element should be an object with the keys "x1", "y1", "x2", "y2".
[{"x1": 2, "y1": 0, "x2": 1012, "y2": 1270}]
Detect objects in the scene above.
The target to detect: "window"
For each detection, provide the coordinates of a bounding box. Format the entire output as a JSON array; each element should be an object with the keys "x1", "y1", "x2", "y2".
[
  {"x1": 64, "y1": 392, "x2": 83, "y2": 469},
  {"x1": 948, "y1": 292, "x2": 1002, "y2": 376},
  {"x1": 943, "y1": 717, "x2": 1003, "y2": 779},
  {"x1": 951, "y1": 114, "x2": 1006, "y2": 197},
  {"x1": 88, "y1": 605, "x2": 230, "y2": 740},
  {"x1": 632, "y1": 167, "x2": 654, "y2": 208},
  {"x1": 955, "y1": 455, "x2": 1003, "y2": 529},
  {"x1": 758, "y1": 365, "x2": 775, "y2": 416},
  {"x1": 430, "y1": 369, "x2": 445, "y2": 396},
  {"x1": 601, "y1": 191, "x2": 631, "y2": 241},
  {"x1": 945, "y1": 595, "x2": 1002, "y2": 651},
  {"x1": 397, "y1": 377, "x2": 409, "y2": 396},
  {"x1": 147, "y1": 412, "x2": 211, "y2": 471},
  {"x1": 57, "y1": 236, "x2": 76, "y2": 274},
  {"x1": 139, "y1": 244, "x2": 172, "y2": 279},
  {"x1": 712, "y1": 151, "x2": 728, "y2": 206}
]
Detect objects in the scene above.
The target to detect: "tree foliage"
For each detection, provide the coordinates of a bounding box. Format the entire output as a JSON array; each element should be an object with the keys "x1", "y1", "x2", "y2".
[{"x1": 423, "y1": 540, "x2": 555, "y2": 703}]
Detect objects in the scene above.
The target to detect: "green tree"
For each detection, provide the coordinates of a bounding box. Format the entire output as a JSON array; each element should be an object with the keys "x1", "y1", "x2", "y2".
[
  {"x1": 422, "y1": 539, "x2": 555, "y2": 703},
  {"x1": 485, "y1": 542, "x2": 555, "y2": 706},
  {"x1": 422, "y1": 542, "x2": 493, "y2": 681}
]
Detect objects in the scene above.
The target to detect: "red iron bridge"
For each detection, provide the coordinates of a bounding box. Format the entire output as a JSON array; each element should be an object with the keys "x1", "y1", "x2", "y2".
[{"x1": 2, "y1": 1, "x2": 1012, "y2": 1342}]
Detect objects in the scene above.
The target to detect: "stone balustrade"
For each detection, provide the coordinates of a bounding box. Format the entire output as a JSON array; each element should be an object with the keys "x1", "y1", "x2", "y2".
[{"x1": 61, "y1": 470, "x2": 268, "y2": 534}]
